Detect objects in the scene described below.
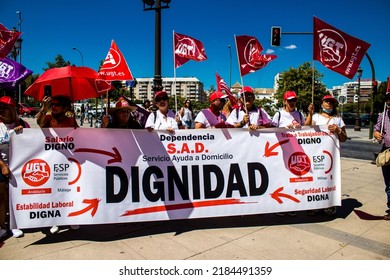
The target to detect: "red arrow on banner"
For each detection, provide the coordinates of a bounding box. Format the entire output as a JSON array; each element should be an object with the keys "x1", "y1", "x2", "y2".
[
  {"x1": 68, "y1": 198, "x2": 101, "y2": 217},
  {"x1": 74, "y1": 147, "x2": 122, "y2": 164},
  {"x1": 270, "y1": 187, "x2": 300, "y2": 204},
  {"x1": 263, "y1": 139, "x2": 289, "y2": 157}
]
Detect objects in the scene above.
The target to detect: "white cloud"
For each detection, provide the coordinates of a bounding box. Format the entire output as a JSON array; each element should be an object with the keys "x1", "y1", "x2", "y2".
[
  {"x1": 285, "y1": 44, "x2": 297, "y2": 49},
  {"x1": 266, "y1": 49, "x2": 275, "y2": 54}
]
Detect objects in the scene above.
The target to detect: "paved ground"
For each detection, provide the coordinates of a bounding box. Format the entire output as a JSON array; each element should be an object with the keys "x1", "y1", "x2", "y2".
[{"x1": 0, "y1": 119, "x2": 389, "y2": 260}]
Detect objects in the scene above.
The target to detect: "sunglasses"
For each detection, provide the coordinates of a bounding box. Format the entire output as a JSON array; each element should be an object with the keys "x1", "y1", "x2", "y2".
[
  {"x1": 323, "y1": 99, "x2": 335, "y2": 104},
  {"x1": 155, "y1": 95, "x2": 168, "y2": 102},
  {"x1": 243, "y1": 94, "x2": 254, "y2": 99},
  {"x1": 50, "y1": 103, "x2": 62, "y2": 107},
  {"x1": 287, "y1": 98, "x2": 297, "y2": 102}
]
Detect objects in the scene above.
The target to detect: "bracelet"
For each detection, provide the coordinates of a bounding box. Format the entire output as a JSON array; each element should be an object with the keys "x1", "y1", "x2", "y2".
[{"x1": 240, "y1": 121, "x2": 245, "y2": 127}]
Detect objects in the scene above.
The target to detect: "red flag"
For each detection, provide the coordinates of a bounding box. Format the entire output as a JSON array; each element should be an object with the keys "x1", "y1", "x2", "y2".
[
  {"x1": 0, "y1": 24, "x2": 22, "y2": 60},
  {"x1": 98, "y1": 40, "x2": 134, "y2": 81},
  {"x1": 216, "y1": 72, "x2": 237, "y2": 106},
  {"x1": 235, "y1": 35, "x2": 277, "y2": 77},
  {"x1": 313, "y1": 17, "x2": 371, "y2": 79},
  {"x1": 174, "y1": 32, "x2": 207, "y2": 68},
  {"x1": 387, "y1": 76, "x2": 390, "y2": 94}
]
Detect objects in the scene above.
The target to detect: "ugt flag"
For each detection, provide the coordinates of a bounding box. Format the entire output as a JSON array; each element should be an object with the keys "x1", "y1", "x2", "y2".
[
  {"x1": 0, "y1": 57, "x2": 32, "y2": 90},
  {"x1": 235, "y1": 35, "x2": 277, "y2": 77},
  {"x1": 313, "y1": 17, "x2": 371, "y2": 79},
  {"x1": 0, "y1": 24, "x2": 22, "y2": 60},
  {"x1": 216, "y1": 72, "x2": 237, "y2": 106},
  {"x1": 98, "y1": 40, "x2": 134, "y2": 81},
  {"x1": 174, "y1": 32, "x2": 207, "y2": 68}
]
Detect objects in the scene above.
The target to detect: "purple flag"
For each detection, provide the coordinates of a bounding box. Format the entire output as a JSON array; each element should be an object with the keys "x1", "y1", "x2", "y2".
[{"x1": 0, "y1": 57, "x2": 32, "y2": 90}]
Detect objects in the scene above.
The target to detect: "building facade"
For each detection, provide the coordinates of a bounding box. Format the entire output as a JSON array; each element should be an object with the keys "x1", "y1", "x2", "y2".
[{"x1": 129, "y1": 77, "x2": 206, "y2": 103}]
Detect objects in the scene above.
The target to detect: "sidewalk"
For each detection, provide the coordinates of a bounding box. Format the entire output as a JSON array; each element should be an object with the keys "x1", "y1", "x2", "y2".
[{"x1": 1, "y1": 120, "x2": 388, "y2": 260}]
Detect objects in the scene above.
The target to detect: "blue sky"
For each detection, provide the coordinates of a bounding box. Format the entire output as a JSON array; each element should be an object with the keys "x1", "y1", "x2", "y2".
[{"x1": 1, "y1": 0, "x2": 389, "y2": 90}]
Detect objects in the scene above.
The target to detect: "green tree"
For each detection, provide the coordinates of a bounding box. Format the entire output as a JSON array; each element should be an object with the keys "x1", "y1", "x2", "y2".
[
  {"x1": 43, "y1": 54, "x2": 70, "y2": 71},
  {"x1": 276, "y1": 62, "x2": 327, "y2": 113}
]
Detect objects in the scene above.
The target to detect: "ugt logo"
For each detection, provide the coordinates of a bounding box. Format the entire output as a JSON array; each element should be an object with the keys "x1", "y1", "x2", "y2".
[
  {"x1": 288, "y1": 152, "x2": 311, "y2": 176},
  {"x1": 21, "y1": 159, "x2": 50, "y2": 187}
]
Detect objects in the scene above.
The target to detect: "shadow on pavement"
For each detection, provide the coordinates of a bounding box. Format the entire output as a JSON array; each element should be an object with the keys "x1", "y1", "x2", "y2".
[{"x1": 19, "y1": 198, "x2": 365, "y2": 246}]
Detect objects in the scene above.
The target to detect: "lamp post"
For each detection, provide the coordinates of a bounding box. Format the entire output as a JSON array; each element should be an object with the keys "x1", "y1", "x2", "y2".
[
  {"x1": 142, "y1": 0, "x2": 170, "y2": 100},
  {"x1": 228, "y1": 45, "x2": 232, "y2": 88},
  {"x1": 354, "y1": 67, "x2": 363, "y2": 131},
  {"x1": 72, "y1": 47, "x2": 84, "y2": 66}
]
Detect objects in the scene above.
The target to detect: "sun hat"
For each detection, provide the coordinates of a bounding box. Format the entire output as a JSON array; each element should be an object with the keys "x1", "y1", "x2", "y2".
[
  {"x1": 209, "y1": 91, "x2": 228, "y2": 102},
  {"x1": 322, "y1": 95, "x2": 337, "y2": 103},
  {"x1": 0, "y1": 96, "x2": 16, "y2": 107},
  {"x1": 283, "y1": 91, "x2": 297, "y2": 100},
  {"x1": 109, "y1": 97, "x2": 137, "y2": 113}
]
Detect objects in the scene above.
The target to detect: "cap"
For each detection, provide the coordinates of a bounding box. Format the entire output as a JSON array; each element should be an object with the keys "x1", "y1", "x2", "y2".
[
  {"x1": 209, "y1": 91, "x2": 228, "y2": 102},
  {"x1": 322, "y1": 95, "x2": 337, "y2": 103},
  {"x1": 0, "y1": 96, "x2": 16, "y2": 107},
  {"x1": 154, "y1": 91, "x2": 168, "y2": 100},
  {"x1": 283, "y1": 91, "x2": 297, "y2": 100},
  {"x1": 240, "y1": 86, "x2": 253, "y2": 94},
  {"x1": 109, "y1": 97, "x2": 137, "y2": 113}
]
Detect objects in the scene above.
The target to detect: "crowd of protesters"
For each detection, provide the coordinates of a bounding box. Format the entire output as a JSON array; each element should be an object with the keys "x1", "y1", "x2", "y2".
[{"x1": 2, "y1": 86, "x2": 389, "y2": 241}]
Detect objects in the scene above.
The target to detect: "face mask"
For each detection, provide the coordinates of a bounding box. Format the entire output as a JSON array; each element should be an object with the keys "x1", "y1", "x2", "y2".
[{"x1": 322, "y1": 107, "x2": 333, "y2": 114}]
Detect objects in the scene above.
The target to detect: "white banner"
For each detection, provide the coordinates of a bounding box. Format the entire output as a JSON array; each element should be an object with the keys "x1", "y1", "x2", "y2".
[{"x1": 9, "y1": 126, "x2": 341, "y2": 229}]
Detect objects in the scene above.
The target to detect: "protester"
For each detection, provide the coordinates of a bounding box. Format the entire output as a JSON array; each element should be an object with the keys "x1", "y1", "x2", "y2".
[
  {"x1": 305, "y1": 94, "x2": 347, "y2": 216},
  {"x1": 272, "y1": 91, "x2": 305, "y2": 129},
  {"x1": 0, "y1": 96, "x2": 30, "y2": 238},
  {"x1": 272, "y1": 91, "x2": 307, "y2": 217},
  {"x1": 36, "y1": 95, "x2": 79, "y2": 233},
  {"x1": 142, "y1": 100, "x2": 152, "y2": 112},
  {"x1": 36, "y1": 95, "x2": 79, "y2": 128},
  {"x1": 179, "y1": 99, "x2": 194, "y2": 129},
  {"x1": 373, "y1": 92, "x2": 390, "y2": 220},
  {"x1": 102, "y1": 97, "x2": 142, "y2": 129},
  {"x1": 80, "y1": 103, "x2": 85, "y2": 126},
  {"x1": 226, "y1": 86, "x2": 272, "y2": 130},
  {"x1": 194, "y1": 91, "x2": 231, "y2": 129},
  {"x1": 145, "y1": 91, "x2": 183, "y2": 132}
]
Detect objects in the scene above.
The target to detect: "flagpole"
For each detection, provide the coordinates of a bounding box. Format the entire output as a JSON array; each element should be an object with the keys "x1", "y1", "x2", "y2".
[
  {"x1": 234, "y1": 35, "x2": 247, "y2": 114},
  {"x1": 173, "y1": 30, "x2": 178, "y2": 114},
  {"x1": 312, "y1": 60, "x2": 315, "y2": 104}
]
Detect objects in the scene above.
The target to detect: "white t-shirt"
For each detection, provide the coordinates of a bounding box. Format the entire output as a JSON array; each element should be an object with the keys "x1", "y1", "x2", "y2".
[
  {"x1": 312, "y1": 113, "x2": 346, "y2": 127},
  {"x1": 145, "y1": 110, "x2": 178, "y2": 130},
  {"x1": 226, "y1": 107, "x2": 272, "y2": 128},
  {"x1": 194, "y1": 108, "x2": 227, "y2": 128},
  {"x1": 272, "y1": 109, "x2": 305, "y2": 127},
  {"x1": 181, "y1": 107, "x2": 193, "y2": 122}
]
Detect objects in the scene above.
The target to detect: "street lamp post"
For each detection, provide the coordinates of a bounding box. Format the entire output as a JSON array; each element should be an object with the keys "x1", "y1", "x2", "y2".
[
  {"x1": 142, "y1": 0, "x2": 170, "y2": 100},
  {"x1": 72, "y1": 47, "x2": 84, "y2": 66},
  {"x1": 354, "y1": 67, "x2": 363, "y2": 131},
  {"x1": 228, "y1": 45, "x2": 232, "y2": 88}
]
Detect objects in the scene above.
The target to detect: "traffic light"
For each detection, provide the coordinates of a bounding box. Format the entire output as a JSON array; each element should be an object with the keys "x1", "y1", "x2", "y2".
[
  {"x1": 271, "y1": 26, "x2": 281, "y2": 47},
  {"x1": 372, "y1": 80, "x2": 378, "y2": 95}
]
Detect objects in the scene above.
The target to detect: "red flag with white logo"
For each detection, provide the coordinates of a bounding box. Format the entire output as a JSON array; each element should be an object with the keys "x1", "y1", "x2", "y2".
[
  {"x1": 313, "y1": 17, "x2": 371, "y2": 79},
  {"x1": 235, "y1": 35, "x2": 277, "y2": 77},
  {"x1": 216, "y1": 72, "x2": 237, "y2": 106},
  {"x1": 174, "y1": 32, "x2": 207, "y2": 68},
  {"x1": 0, "y1": 24, "x2": 22, "y2": 60},
  {"x1": 98, "y1": 40, "x2": 134, "y2": 81}
]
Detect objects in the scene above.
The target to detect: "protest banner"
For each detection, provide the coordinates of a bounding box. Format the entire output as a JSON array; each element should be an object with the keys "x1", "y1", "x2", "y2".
[{"x1": 9, "y1": 126, "x2": 341, "y2": 229}]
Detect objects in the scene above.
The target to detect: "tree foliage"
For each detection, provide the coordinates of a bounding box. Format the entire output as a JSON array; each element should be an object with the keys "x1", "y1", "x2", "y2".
[
  {"x1": 275, "y1": 62, "x2": 327, "y2": 113},
  {"x1": 43, "y1": 54, "x2": 70, "y2": 71}
]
